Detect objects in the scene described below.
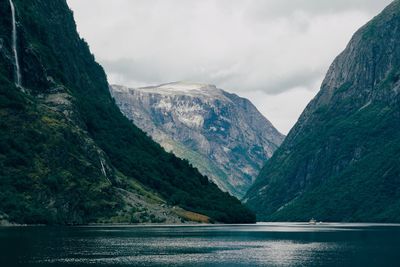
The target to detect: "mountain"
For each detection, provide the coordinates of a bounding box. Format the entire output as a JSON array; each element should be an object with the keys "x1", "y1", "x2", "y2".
[
  {"x1": 0, "y1": 0, "x2": 255, "y2": 224},
  {"x1": 245, "y1": 1, "x2": 400, "y2": 222},
  {"x1": 110, "y1": 82, "x2": 284, "y2": 198}
]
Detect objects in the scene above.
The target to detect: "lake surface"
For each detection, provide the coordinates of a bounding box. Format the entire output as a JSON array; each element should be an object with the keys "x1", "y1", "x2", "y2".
[{"x1": 1, "y1": 223, "x2": 400, "y2": 267}]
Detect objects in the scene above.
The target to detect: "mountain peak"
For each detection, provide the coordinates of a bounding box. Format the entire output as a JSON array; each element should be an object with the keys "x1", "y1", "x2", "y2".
[
  {"x1": 110, "y1": 83, "x2": 284, "y2": 198},
  {"x1": 245, "y1": 0, "x2": 400, "y2": 222},
  {"x1": 0, "y1": 0, "x2": 255, "y2": 224},
  {"x1": 157, "y1": 81, "x2": 216, "y2": 91},
  {"x1": 113, "y1": 82, "x2": 227, "y2": 99}
]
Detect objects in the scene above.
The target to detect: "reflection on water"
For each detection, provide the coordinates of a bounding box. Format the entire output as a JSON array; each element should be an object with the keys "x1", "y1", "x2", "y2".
[{"x1": 1, "y1": 223, "x2": 400, "y2": 267}]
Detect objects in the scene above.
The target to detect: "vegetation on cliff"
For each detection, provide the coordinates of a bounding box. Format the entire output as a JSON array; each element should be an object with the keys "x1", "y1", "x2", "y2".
[{"x1": 0, "y1": 0, "x2": 255, "y2": 224}]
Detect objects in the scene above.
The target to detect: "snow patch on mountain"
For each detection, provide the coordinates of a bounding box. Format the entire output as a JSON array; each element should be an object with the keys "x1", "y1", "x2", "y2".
[{"x1": 110, "y1": 82, "x2": 285, "y2": 198}]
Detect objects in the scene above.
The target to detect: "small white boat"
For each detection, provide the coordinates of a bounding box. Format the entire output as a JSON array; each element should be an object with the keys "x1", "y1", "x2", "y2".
[{"x1": 309, "y1": 218, "x2": 317, "y2": 225}]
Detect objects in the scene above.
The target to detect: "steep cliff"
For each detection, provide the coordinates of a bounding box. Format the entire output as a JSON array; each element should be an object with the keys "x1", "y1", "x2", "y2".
[
  {"x1": 245, "y1": 1, "x2": 400, "y2": 222},
  {"x1": 110, "y1": 82, "x2": 284, "y2": 198},
  {"x1": 0, "y1": 0, "x2": 255, "y2": 224}
]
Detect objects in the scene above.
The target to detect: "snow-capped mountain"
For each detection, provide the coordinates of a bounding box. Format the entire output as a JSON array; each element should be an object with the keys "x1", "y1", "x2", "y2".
[{"x1": 110, "y1": 82, "x2": 284, "y2": 198}]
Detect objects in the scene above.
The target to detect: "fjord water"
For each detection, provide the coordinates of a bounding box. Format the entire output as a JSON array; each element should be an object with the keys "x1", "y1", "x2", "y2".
[{"x1": 1, "y1": 224, "x2": 400, "y2": 267}]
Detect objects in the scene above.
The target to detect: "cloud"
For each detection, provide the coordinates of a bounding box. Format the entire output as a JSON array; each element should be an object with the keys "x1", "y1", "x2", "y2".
[
  {"x1": 67, "y1": 0, "x2": 393, "y2": 133},
  {"x1": 240, "y1": 87, "x2": 318, "y2": 134},
  {"x1": 241, "y1": 0, "x2": 392, "y2": 20}
]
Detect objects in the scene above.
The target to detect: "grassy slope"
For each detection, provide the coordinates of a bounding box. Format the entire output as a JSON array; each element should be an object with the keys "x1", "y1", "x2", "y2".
[
  {"x1": 0, "y1": 0, "x2": 255, "y2": 224},
  {"x1": 245, "y1": 2, "x2": 400, "y2": 222},
  {"x1": 161, "y1": 137, "x2": 237, "y2": 196},
  {"x1": 256, "y1": 101, "x2": 400, "y2": 222}
]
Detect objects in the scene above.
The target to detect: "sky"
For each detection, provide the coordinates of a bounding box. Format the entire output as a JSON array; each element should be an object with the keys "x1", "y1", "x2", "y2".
[{"x1": 67, "y1": 0, "x2": 392, "y2": 134}]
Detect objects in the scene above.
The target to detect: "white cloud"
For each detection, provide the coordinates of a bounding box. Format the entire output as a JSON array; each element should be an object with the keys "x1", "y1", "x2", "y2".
[
  {"x1": 67, "y1": 0, "x2": 393, "y2": 133},
  {"x1": 240, "y1": 84, "x2": 322, "y2": 135}
]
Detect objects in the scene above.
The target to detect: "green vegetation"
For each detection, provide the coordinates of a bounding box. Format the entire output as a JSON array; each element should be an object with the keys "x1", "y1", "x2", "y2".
[
  {"x1": 0, "y1": 77, "x2": 121, "y2": 224},
  {"x1": 161, "y1": 138, "x2": 237, "y2": 196},
  {"x1": 247, "y1": 58, "x2": 400, "y2": 223},
  {"x1": 250, "y1": 99, "x2": 400, "y2": 222},
  {"x1": 0, "y1": 0, "x2": 255, "y2": 224},
  {"x1": 245, "y1": 0, "x2": 400, "y2": 222}
]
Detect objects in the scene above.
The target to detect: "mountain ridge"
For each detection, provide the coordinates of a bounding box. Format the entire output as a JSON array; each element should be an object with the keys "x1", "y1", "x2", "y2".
[
  {"x1": 0, "y1": 0, "x2": 255, "y2": 224},
  {"x1": 110, "y1": 82, "x2": 284, "y2": 198},
  {"x1": 245, "y1": 0, "x2": 400, "y2": 222}
]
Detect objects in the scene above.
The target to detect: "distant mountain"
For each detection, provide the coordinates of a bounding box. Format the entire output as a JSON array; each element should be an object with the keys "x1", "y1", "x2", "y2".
[
  {"x1": 245, "y1": 1, "x2": 400, "y2": 222},
  {"x1": 0, "y1": 0, "x2": 255, "y2": 224},
  {"x1": 110, "y1": 82, "x2": 284, "y2": 198}
]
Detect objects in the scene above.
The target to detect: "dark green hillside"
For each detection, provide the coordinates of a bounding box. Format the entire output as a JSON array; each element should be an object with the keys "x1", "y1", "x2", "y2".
[
  {"x1": 0, "y1": 0, "x2": 255, "y2": 224},
  {"x1": 245, "y1": 1, "x2": 400, "y2": 222}
]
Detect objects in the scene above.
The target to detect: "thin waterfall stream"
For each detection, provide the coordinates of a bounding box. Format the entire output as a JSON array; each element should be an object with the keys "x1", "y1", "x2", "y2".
[{"x1": 9, "y1": 0, "x2": 22, "y2": 89}]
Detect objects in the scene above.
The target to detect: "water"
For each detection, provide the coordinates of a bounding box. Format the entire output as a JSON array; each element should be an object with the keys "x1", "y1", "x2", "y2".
[
  {"x1": 9, "y1": 0, "x2": 22, "y2": 88},
  {"x1": 1, "y1": 223, "x2": 400, "y2": 267}
]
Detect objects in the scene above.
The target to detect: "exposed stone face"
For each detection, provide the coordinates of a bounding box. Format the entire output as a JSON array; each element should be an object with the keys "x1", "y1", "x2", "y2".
[
  {"x1": 244, "y1": 1, "x2": 400, "y2": 222},
  {"x1": 0, "y1": 0, "x2": 256, "y2": 225},
  {"x1": 110, "y1": 82, "x2": 284, "y2": 198}
]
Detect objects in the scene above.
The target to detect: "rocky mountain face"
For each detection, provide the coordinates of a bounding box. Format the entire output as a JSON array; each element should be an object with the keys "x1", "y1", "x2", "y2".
[
  {"x1": 0, "y1": 0, "x2": 255, "y2": 224},
  {"x1": 110, "y1": 82, "x2": 284, "y2": 198},
  {"x1": 245, "y1": 1, "x2": 400, "y2": 222}
]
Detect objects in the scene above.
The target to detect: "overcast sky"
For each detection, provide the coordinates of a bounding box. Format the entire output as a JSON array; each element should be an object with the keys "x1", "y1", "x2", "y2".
[{"x1": 67, "y1": 0, "x2": 392, "y2": 134}]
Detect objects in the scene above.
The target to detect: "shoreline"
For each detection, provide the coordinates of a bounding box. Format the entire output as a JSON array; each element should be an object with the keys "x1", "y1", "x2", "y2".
[{"x1": 2, "y1": 221, "x2": 400, "y2": 228}]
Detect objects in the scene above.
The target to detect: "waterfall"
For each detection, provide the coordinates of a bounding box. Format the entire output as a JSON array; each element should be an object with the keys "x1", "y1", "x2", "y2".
[
  {"x1": 100, "y1": 158, "x2": 107, "y2": 177},
  {"x1": 100, "y1": 157, "x2": 112, "y2": 184},
  {"x1": 9, "y1": 0, "x2": 22, "y2": 88}
]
